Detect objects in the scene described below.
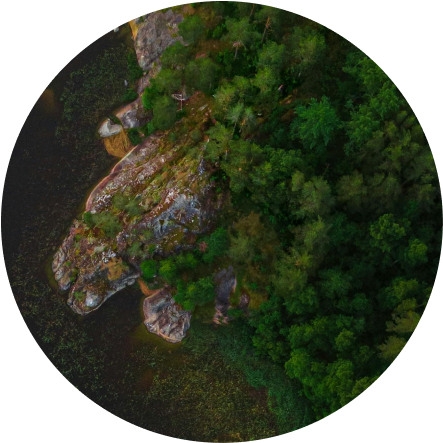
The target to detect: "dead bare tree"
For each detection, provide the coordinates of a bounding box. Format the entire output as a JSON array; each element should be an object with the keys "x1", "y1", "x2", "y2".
[
  {"x1": 233, "y1": 41, "x2": 244, "y2": 59},
  {"x1": 261, "y1": 16, "x2": 271, "y2": 43},
  {"x1": 172, "y1": 92, "x2": 186, "y2": 111}
]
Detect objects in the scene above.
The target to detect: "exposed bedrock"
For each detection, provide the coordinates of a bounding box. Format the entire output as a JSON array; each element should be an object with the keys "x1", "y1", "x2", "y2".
[{"x1": 53, "y1": 104, "x2": 224, "y2": 315}]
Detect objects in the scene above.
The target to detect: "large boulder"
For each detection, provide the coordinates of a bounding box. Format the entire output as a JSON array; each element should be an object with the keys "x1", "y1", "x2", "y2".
[
  {"x1": 143, "y1": 288, "x2": 191, "y2": 343},
  {"x1": 98, "y1": 118, "x2": 123, "y2": 138},
  {"x1": 129, "y1": 9, "x2": 184, "y2": 71},
  {"x1": 115, "y1": 97, "x2": 150, "y2": 129}
]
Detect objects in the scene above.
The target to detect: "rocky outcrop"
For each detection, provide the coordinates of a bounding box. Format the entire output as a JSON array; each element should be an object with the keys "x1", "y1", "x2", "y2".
[
  {"x1": 143, "y1": 288, "x2": 191, "y2": 343},
  {"x1": 115, "y1": 97, "x2": 150, "y2": 129},
  {"x1": 213, "y1": 266, "x2": 236, "y2": 324},
  {"x1": 98, "y1": 119, "x2": 123, "y2": 138},
  {"x1": 129, "y1": 9, "x2": 184, "y2": 71},
  {"x1": 53, "y1": 97, "x2": 223, "y2": 315},
  {"x1": 52, "y1": 221, "x2": 139, "y2": 314}
]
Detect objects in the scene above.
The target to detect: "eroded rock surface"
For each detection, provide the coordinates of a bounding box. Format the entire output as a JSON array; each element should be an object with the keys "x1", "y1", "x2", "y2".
[{"x1": 143, "y1": 288, "x2": 191, "y2": 343}]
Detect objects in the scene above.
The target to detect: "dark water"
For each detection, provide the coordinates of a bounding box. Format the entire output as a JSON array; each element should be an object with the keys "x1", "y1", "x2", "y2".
[{"x1": 1, "y1": 22, "x2": 167, "y2": 347}]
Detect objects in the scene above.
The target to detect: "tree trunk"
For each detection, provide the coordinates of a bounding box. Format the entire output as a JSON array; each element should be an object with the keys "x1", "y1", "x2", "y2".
[
  {"x1": 261, "y1": 26, "x2": 267, "y2": 43},
  {"x1": 262, "y1": 17, "x2": 270, "y2": 43}
]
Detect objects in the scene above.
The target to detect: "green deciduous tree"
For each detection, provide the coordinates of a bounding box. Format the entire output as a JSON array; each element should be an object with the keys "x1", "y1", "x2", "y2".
[
  {"x1": 141, "y1": 260, "x2": 157, "y2": 281},
  {"x1": 174, "y1": 277, "x2": 215, "y2": 310},
  {"x1": 205, "y1": 123, "x2": 232, "y2": 161},
  {"x1": 185, "y1": 58, "x2": 220, "y2": 95},
  {"x1": 378, "y1": 335, "x2": 406, "y2": 362},
  {"x1": 289, "y1": 27, "x2": 326, "y2": 77},
  {"x1": 369, "y1": 213, "x2": 406, "y2": 254},
  {"x1": 290, "y1": 173, "x2": 334, "y2": 219},
  {"x1": 142, "y1": 83, "x2": 160, "y2": 110},
  {"x1": 379, "y1": 278, "x2": 421, "y2": 311},
  {"x1": 202, "y1": 228, "x2": 229, "y2": 263},
  {"x1": 158, "y1": 257, "x2": 178, "y2": 284},
  {"x1": 345, "y1": 105, "x2": 381, "y2": 153},
  {"x1": 336, "y1": 172, "x2": 368, "y2": 214},
  {"x1": 386, "y1": 298, "x2": 420, "y2": 336},
  {"x1": 154, "y1": 68, "x2": 182, "y2": 95},
  {"x1": 178, "y1": 15, "x2": 205, "y2": 45},
  {"x1": 257, "y1": 41, "x2": 285, "y2": 72},
  {"x1": 404, "y1": 239, "x2": 428, "y2": 266},
  {"x1": 152, "y1": 95, "x2": 177, "y2": 130},
  {"x1": 160, "y1": 41, "x2": 190, "y2": 69},
  {"x1": 225, "y1": 18, "x2": 260, "y2": 59},
  {"x1": 221, "y1": 140, "x2": 265, "y2": 193}
]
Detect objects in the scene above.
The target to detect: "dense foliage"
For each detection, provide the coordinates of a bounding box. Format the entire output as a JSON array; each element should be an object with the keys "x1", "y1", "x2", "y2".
[{"x1": 138, "y1": 2, "x2": 441, "y2": 421}]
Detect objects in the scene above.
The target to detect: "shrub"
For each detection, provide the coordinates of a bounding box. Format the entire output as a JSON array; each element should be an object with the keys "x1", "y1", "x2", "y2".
[
  {"x1": 152, "y1": 96, "x2": 177, "y2": 130},
  {"x1": 227, "y1": 307, "x2": 243, "y2": 318},
  {"x1": 90, "y1": 212, "x2": 122, "y2": 237},
  {"x1": 112, "y1": 193, "x2": 130, "y2": 210},
  {"x1": 174, "y1": 277, "x2": 215, "y2": 310},
  {"x1": 112, "y1": 193, "x2": 143, "y2": 216},
  {"x1": 176, "y1": 252, "x2": 198, "y2": 270},
  {"x1": 73, "y1": 291, "x2": 85, "y2": 302},
  {"x1": 140, "y1": 121, "x2": 155, "y2": 137},
  {"x1": 190, "y1": 129, "x2": 203, "y2": 143},
  {"x1": 176, "y1": 109, "x2": 187, "y2": 120},
  {"x1": 127, "y1": 241, "x2": 143, "y2": 258},
  {"x1": 142, "y1": 229, "x2": 153, "y2": 241},
  {"x1": 142, "y1": 85, "x2": 159, "y2": 110},
  {"x1": 128, "y1": 128, "x2": 142, "y2": 146},
  {"x1": 141, "y1": 260, "x2": 157, "y2": 281},
  {"x1": 121, "y1": 88, "x2": 138, "y2": 102},
  {"x1": 202, "y1": 228, "x2": 229, "y2": 263},
  {"x1": 158, "y1": 257, "x2": 178, "y2": 284},
  {"x1": 83, "y1": 211, "x2": 94, "y2": 228},
  {"x1": 178, "y1": 15, "x2": 205, "y2": 45},
  {"x1": 125, "y1": 196, "x2": 143, "y2": 216}
]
